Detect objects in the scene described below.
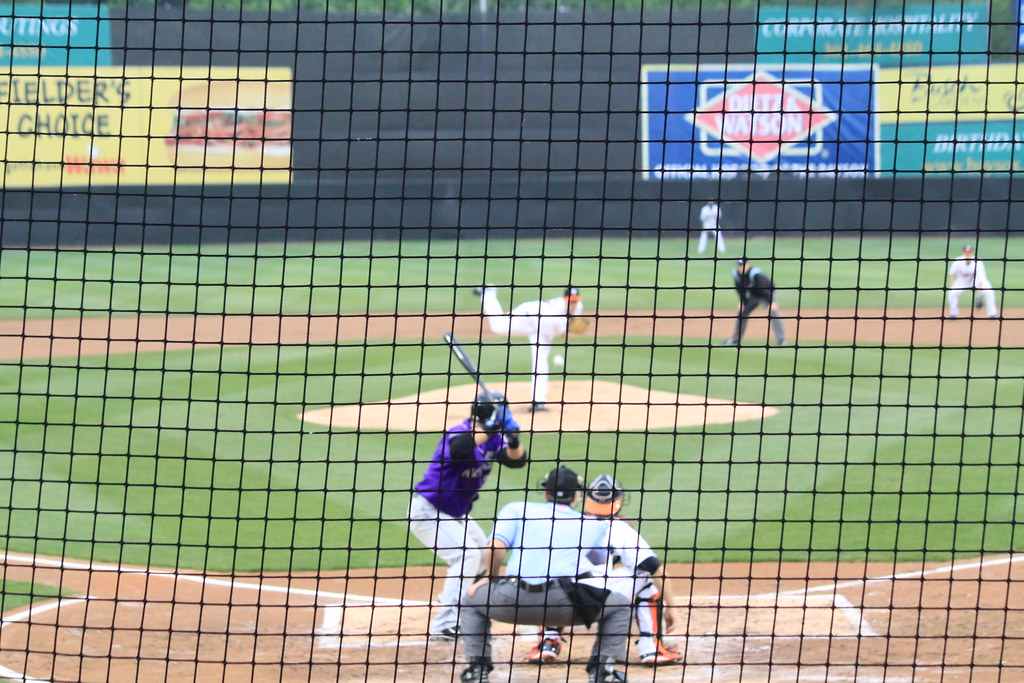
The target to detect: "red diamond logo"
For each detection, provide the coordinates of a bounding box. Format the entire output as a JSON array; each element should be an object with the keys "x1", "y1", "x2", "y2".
[{"x1": 691, "y1": 72, "x2": 838, "y2": 163}]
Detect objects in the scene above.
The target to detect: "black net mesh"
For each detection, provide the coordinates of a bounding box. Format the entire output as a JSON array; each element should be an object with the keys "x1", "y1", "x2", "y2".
[{"x1": 0, "y1": 2, "x2": 1021, "y2": 682}]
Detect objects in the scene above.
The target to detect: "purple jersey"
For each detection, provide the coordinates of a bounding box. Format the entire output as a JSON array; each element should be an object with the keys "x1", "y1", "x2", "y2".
[{"x1": 414, "y1": 420, "x2": 507, "y2": 518}]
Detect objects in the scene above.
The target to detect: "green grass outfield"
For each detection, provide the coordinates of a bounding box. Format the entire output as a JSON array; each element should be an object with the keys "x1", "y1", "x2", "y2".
[{"x1": 0, "y1": 235, "x2": 1022, "y2": 574}]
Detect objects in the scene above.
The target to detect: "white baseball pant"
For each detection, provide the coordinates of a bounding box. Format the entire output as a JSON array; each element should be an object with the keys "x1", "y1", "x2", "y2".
[
  {"x1": 408, "y1": 494, "x2": 487, "y2": 633},
  {"x1": 698, "y1": 229, "x2": 726, "y2": 253},
  {"x1": 947, "y1": 285, "x2": 997, "y2": 318},
  {"x1": 481, "y1": 290, "x2": 554, "y2": 404},
  {"x1": 602, "y1": 566, "x2": 666, "y2": 658}
]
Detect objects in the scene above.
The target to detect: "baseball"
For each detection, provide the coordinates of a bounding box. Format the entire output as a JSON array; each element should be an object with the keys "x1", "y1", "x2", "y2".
[{"x1": 553, "y1": 354, "x2": 564, "y2": 366}]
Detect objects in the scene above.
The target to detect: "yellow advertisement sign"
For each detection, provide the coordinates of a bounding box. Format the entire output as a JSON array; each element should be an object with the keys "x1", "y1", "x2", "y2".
[
  {"x1": 0, "y1": 66, "x2": 292, "y2": 187},
  {"x1": 876, "y1": 64, "x2": 1024, "y2": 124}
]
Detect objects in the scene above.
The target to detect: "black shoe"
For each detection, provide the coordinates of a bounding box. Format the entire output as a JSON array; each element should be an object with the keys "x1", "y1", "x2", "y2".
[
  {"x1": 460, "y1": 661, "x2": 493, "y2": 682},
  {"x1": 429, "y1": 626, "x2": 458, "y2": 641},
  {"x1": 947, "y1": 315, "x2": 958, "y2": 319},
  {"x1": 588, "y1": 664, "x2": 628, "y2": 683},
  {"x1": 528, "y1": 402, "x2": 548, "y2": 412}
]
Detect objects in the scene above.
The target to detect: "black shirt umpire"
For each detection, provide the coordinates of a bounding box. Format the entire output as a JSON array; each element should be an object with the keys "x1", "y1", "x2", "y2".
[{"x1": 723, "y1": 257, "x2": 787, "y2": 346}]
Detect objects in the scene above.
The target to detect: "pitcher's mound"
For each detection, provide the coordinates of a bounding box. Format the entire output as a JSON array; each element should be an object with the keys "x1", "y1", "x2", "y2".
[{"x1": 299, "y1": 380, "x2": 778, "y2": 433}]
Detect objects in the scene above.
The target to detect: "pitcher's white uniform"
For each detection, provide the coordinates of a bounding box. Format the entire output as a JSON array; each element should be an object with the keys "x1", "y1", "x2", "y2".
[
  {"x1": 480, "y1": 287, "x2": 583, "y2": 407},
  {"x1": 698, "y1": 199, "x2": 726, "y2": 254},
  {"x1": 947, "y1": 245, "x2": 998, "y2": 318}
]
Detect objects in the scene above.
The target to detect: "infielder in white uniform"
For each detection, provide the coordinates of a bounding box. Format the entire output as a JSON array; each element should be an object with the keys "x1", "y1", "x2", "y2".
[
  {"x1": 475, "y1": 285, "x2": 584, "y2": 412},
  {"x1": 698, "y1": 198, "x2": 726, "y2": 254},
  {"x1": 947, "y1": 244, "x2": 998, "y2": 319},
  {"x1": 521, "y1": 474, "x2": 683, "y2": 666}
]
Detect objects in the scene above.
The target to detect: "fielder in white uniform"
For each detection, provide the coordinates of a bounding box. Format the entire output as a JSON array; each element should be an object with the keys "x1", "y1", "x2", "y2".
[
  {"x1": 698, "y1": 198, "x2": 726, "y2": 254},
  {"x1": 476, "y1": 286, "x2": 584, "y2": 412},
  {"x1": 947, "y1": 244, "x2": 998, "y2": 319},
  {"x1": 521, "y1": 474, "x2": 684, "y2": 667}
]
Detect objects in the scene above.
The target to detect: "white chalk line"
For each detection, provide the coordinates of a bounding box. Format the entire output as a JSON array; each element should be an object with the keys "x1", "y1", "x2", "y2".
[
  {"x1": 0, "y1": 598, "x2": 90, "y2": 683},
  {"x1": 0, "y1": 550, "x2": 430, "y2": 606},
  {"x1": 794, "y1": 554, "x2": 1023, "y2": 596},
  {"x1": 1, "y1": 550, "x2": 1020, "y2": 678},
  {"x1": 0, "y1": 550, "x2": 430, "y2": 679}
]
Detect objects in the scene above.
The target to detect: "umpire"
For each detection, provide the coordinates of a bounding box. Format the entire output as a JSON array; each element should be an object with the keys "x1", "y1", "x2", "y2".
[
  {"x1": 722, "y1": 256, "x2": 787, "y2": 347},
  {"x1": 458, "y1": 466, "x2": 632, "y2": 683}
]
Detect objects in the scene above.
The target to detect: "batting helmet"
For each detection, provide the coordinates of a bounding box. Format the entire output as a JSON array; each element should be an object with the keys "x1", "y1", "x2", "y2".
[
  {"x1": 585, "y1": 474, "x2": 624, "y2": 517},
  {"x1": 471, "y1": 391, "x2": 506, "y2": 423}
]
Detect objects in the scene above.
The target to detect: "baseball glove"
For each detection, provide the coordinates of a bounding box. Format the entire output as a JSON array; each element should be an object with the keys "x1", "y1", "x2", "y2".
[{"x1": 567, "y1": 316, "x2": 590, "y2": 334}]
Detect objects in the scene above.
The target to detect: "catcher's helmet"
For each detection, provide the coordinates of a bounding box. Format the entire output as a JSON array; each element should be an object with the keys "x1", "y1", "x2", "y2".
[
  {"x1": 585, "y1": 474, "x2": 624, "y2": 517},
  {"x1": 471, "y1": 391, "x2": 506, "y2": 423}
]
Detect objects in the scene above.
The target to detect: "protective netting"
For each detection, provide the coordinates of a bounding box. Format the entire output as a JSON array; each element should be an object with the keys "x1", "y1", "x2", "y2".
[{"x1": 0, "y1": 2, "x2": 1022, "y2": 682}]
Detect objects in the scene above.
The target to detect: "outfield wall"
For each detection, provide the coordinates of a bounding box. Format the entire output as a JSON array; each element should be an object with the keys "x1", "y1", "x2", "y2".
[{"x1": 2, "y1": 7, "x2": 1022, "y2": 247}]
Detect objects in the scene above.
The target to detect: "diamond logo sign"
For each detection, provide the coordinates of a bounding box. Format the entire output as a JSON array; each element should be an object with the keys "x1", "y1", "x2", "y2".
[
  {"x1": 689, "y1": 71, "x2": 839, "y2": 163},
  {"x1": 641, "y1": 64, "x2": 876, "y2": 178}
]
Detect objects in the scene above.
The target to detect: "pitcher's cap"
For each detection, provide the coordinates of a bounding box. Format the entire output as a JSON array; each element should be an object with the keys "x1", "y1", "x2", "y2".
[
  {"x1": 564, "y1": 286, "x2": 582, "y2": 301},
  {"x1": 963, "y1": 244, "x2": 974, "y2": 253}
]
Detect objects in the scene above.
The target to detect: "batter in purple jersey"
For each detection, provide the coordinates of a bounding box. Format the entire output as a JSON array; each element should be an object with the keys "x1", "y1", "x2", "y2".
[{"x1": 409, "y1": 391, "x2": 528, "y2": 639}]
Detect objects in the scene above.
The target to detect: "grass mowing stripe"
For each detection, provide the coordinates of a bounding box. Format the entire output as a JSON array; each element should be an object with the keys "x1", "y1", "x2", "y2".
[
  {"x1": 1, "y1": 327, "x2": 1021, "y2": 570},
  {"x1": 0, "y1": 579, "x2": 65, "y2": 613},
  {"x1": 1, "y1": 235, "x2": 1022, "y2": 318}
]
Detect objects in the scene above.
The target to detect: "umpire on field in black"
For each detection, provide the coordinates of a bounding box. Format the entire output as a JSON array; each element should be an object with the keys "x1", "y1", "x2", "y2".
[{"x1": 722, "y1": 256, "x2": 787, "y2": 347}]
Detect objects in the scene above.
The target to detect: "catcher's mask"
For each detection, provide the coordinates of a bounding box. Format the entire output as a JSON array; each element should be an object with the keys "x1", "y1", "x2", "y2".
[
  {"x1": 585, "y1": 474, "x2": 624, "y2": 517},
  {"x1": 471, "y1": 391, "x2": 507, "y2": 423},
  {"x1": 541, "y1": 466, "x2": 583, "y2": 504}
]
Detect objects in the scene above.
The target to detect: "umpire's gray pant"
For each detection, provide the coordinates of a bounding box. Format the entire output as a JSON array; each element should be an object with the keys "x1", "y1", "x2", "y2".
[{"x1": 461, "y1": 578, "x2": 631, "y2": 663}]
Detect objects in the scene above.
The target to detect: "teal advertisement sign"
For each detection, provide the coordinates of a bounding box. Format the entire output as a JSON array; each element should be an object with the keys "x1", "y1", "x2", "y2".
[
  {"x1": 875, "y1": 64, "x2": 1024, "y2": 175},
  {"x1": 0, "y1": 3, "x2": 112, "y2": 67},
  {"x1": 758, "y1": 2, "x2": 989, "y2": 65},
  {"x1": 880, "y1": 120, "x2": 1024, "y2": 174}
]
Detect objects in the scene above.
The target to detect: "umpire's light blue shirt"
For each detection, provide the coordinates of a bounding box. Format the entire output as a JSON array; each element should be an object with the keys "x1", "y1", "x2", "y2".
[{"x1": 491, "y1": 501, "x2": 610, "y2": 585}]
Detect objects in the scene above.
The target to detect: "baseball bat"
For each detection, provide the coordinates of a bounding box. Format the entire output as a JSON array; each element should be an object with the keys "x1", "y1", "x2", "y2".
[{"x1": 444, "y1": 332, "x2": 494, "y2": 397}]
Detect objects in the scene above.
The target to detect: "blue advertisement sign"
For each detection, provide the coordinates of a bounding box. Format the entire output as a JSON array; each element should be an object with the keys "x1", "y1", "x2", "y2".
[
  {"x1": 0, "y1": 3, "x2": 112, "y2": 67},
  {"x1": 640, "y1": 64, "x2": 878, "y2": 179},
  {"x1": 1019, "y1": 0, "x2": 1024, "y2": 51}
]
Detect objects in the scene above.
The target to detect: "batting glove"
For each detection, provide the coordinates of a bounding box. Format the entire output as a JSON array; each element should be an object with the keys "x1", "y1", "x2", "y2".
[
  {"x1": 501, "y1": 411, "x2": 521, "y2": 435},
  {"x1": 484, "y1": 406, "x2": 509, "y2": 433}
]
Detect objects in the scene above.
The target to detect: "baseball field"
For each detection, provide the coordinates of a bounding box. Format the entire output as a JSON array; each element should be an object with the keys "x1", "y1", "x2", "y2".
[{"x1": 0, "y1": 233, "x2": 1022, "y2": 681}]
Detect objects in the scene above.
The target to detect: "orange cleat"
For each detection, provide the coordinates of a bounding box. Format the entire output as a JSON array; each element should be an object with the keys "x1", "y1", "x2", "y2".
[
  {"x1": 523, "y1": 636, "x2": 561, "y2": 664},
  {"x1": 639, "y1": 641, "x2": 684, "y2": 666}
]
